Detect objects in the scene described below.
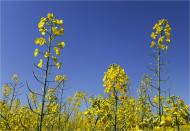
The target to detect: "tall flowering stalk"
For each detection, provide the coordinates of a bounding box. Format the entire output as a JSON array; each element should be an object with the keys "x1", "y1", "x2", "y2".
[
  {"x1": 150, "y1": 19, "x2": 171, "y2": 124},
  {"x1": 103, "y1": 64, "x2": 129, "y2": 131},
  {"x1": 28, "y1": 13, "x2": 66, "y2": 131}
]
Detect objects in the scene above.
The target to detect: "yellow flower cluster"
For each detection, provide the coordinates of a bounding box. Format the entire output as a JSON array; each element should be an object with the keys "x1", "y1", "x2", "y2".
[
  {"x1": 161, "y1": 95, "x2": 189, "y2": 126},
  {"x1": 29, "y1": 92, "x2": 37, "y2": 104},
  {"x1": 34, "y1": 13, "x2": 65, "y2": 70},
  {"x1": 35, "y1": 37, "x2": 46, "y2": 46},
  {"x1": 150, "y1": 19, "x2": 171, "y2": 51},
  {"x1": 55, "y1": 75, "x2": 67, "y2": 82},
  {"x1": 83, "y1": 96, "x2": 113, "y2": 130},
  {"x1": 38, "y1": 13, "x2": 64, "y2": 36},
  {"x1": 45, "y1": 88, "x2": 57, "y2": 102},
  {"x1": 52, "y1": 27, "x2": 64, "y2": 36},
  {"x1": 2, "y1": 84, "x2": 12, "y2": 97},
  {"x1": 103, "y1": 64, "x2": 129, "y2": 94},
  {"x1": 38, "y1": 17, "x2": 46, "y2": 35}
]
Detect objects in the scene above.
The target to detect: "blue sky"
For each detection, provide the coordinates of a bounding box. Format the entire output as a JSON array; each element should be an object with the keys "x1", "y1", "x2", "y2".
[{"x1": 1, "y1": 1, "x2": 189, "y2": 105}]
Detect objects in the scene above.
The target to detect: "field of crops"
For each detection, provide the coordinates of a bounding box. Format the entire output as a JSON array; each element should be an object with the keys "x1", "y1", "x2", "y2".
[{"x1": 0, "y1": 2, "x2": 189, "y2": 131}]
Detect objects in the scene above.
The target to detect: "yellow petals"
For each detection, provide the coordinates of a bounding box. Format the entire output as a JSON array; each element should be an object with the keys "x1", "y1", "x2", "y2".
[
  {"x1": 58, "y1": 42, "x2": 65, "y2": 49},
  {"x1": 166, "y1": 38, "x2": 171, "y2": 43},
  {"x1": 54, "y1": 47, "x2": 60, "y2": 56},
  {"x1": 34, "y1": 48, "x2": 39, "y2": 57},
  {"x1": 47, "y1": 13, "x2": 54, "y2": 20},
  {"x1": 150, "y1": 19, "x2": 171, "y2": 51},
  {"x1": 59, "y1": 28, "x2": 64, "y2": 34},
  {"x1": 151, "y1": 32, "x2": 156, "y2": 39},
  {"x1": 55, "y1": 75, "x2": 67, "y2": 82},
  {"x1": 3, "y1": 84, "x2": 12, "y2": 97},
  {"x1": 38, "y1": 17, "x2": 47, "y2": 35},
  {"x1": 37, "y1": 59, "x2": 43, "y2": 68},
  {"x1": 158, "y1": 36, "x2": 164, "y2": 45},
  {"x1": 35, "y1": 37, "x2": 46, "y2": 46},
  {"x1": 178, "y1": 99, "x2": 184, "y2": 105},
  {"x1": 53, "y1": 19, "x2": 63, "y2": 25},
  {"x1": 150, "y1": 41, "x2": 156, "y2": 48},
  {"x1": 29, "y1": 92, "x2": 37, "y2": 104},
  {"x1": 44, "y1": 52, "x2": 50, "y2": 58},
  {"x1": 52, "y1": 56, "x2": 58, "y2": 63},
  {"x1": 52, "y1": 27, "x2": 64, "y2": 36},
  {"x1": 38, "y1": 17, "x2": 46, "y2": 29},
  {"x1": 56, "y1": 62, "x2": 61, "y2": 69},
  {"x1": 103, "y1": 64, "x2": 128, "y2": 94},
  {"x1": 158, "y1": 19, "x2": 164, "y2": 25},
  {"x1": 39, "y1": 27, "x2": 46, "y2": 36}
]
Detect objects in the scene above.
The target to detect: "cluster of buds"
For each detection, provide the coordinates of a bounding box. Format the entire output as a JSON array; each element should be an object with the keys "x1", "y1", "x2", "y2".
[
  {"x1": 103, "y1": 64, "x2": 129, "y2": 95},
  {"x1": 33, "y1": 13, "x2": 65, "y2": 70},
  {"x1": 150, "y1": 19, "x2": 171, "y2": 51}
]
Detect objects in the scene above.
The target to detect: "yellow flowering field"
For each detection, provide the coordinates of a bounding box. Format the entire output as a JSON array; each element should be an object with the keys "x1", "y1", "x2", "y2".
[{"x1": 0, "y1": 10, "x2": 189, "y2": 131}]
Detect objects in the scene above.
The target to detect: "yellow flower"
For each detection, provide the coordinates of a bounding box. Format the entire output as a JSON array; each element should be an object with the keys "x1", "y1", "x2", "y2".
[
  {"x1": 35, "y1": 37, "x2": 46, "y2": 46},
  {"x1": 44, "y1": 52, "x2": 50, "y2": 58},
  {"x1": 38, "y1": 17, "x2": 46, "y2": 29},
  {"x1": 56, "y1": 62, "x2": 61, "y2": 69},
  {"x1": 3, "y1": 84, "x2": 12, "y2": 97},
  {"x1": 153, "y1": 23, "x2": 159, "y2": 30},
  {"x1": 151, "y1": 32, "x2": 156, "y2": 39},
  {"x1": 29, "y1": 92, "x2": 37, "y2": 104},
  {"x1": 158, "y1": 19, "x2": 164, "y2": 25},
  {"x1": 150, "y1": 41, "x2": 156, "y2": 48},
  {"x1": 52, "y1": 27, "x2": 59, "y2": 36},
  {"x1": 166, "y1": 38, "x2": 171, "y2": 43},
  {"x1": 52, "y1": 27, "x2": 64, "y2": 36},
  {"x1": 53, "y1": 19, "x2": 63, "y2": 25},
  {"x1": 38, "y1": 59, "x2": 43, "y2": 68},
  {"x1": 155, "y1": 26, "x2": 162, "y2": 35},
  {"x1": 52, "y1": 56, "x2": 58, "y2": 63},
  {"x1": 34, "y1": 48, "x2": 39, "y2": 57},
  {"x1": 54, "y1": 47, "x2": 60, "y2": 56},
  {"x1": 38, "y1": 17, "x2": 47, "y2": 35},
  {"x1": 39, "y1": 27, "x2": 46, "y2": 36},
  {"x1": 158, "y1": 36, "x2": 164, "y2": 45},
  {"x1": 58, "y1": 42, "x2": 65, "y2": 49},
  {"x1": 55, "y1": 75, "x2": 67, "y2": 82},
  {"x1": 59, "y1": 28, "x2": 64, "y2": 34},
  {"x1": 47, "y1": 13, "x2": 54, "y2": 20}
]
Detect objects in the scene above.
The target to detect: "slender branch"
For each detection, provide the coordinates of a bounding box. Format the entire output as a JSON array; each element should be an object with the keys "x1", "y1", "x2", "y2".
[
  {"x1": 32, "y1": 71, "x2": 45, "y2": 85},
  {"x1": 26, "y1": 94, "x2": 40, "y2": 115},
  {"x1": 148, "y1": 94, "x2": 158, "y2": 108},
  {"x1": 26, "y1": 81, "x2": 42, "y2": 96}
]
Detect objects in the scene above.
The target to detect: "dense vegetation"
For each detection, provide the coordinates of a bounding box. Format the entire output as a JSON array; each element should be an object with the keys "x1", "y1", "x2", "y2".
[{"x1": 0, "y1": 13, "x2": 189, "y2": 131}]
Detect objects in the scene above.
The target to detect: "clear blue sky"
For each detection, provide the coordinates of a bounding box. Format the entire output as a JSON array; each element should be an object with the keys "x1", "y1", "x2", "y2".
[{"x1": 1, "y1": 1, "x2": 189, "y2": 105}]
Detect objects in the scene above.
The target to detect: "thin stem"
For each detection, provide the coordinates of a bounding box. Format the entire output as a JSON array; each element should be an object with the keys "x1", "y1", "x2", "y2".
[{"x1": 39, "y1": 23, "x2": 52, "y2": 131}]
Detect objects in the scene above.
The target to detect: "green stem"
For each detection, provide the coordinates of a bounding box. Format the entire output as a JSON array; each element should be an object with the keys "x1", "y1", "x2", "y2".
[
  {"x1": 158, "y1": 47, "x2": 162, "y2": 125},
  {"x1": 114, "y1": 87, "x2": 118, "y2": 131},
  {"x1": 39, "y1": 25, "x2": 52, "y2": 131}
]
